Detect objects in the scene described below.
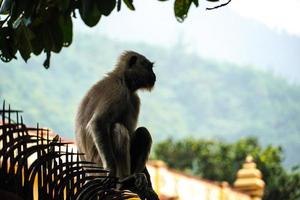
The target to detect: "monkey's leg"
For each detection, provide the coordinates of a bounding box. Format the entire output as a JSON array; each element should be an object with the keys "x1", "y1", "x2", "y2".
[
  {"x1": 127, "y1": 127, "x2": 159, "y2": 200},
  {"x1": 112, "y1": 123, "x2": 131, "y2": 180},
  {"x1": 120, "y1": 127, "x2": 151, "y2": 190},
  {"x1": 130, "y1": 127, "x2": 152, "y2": 173},
  {"x1": 88, "y1": 117, "x2": 117, "y2": 176}
]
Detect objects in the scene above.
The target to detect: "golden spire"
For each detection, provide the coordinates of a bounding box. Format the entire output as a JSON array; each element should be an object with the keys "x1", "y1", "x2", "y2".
[{"x1": 233, "y1": 155, "x2": 265, "y2": 200}]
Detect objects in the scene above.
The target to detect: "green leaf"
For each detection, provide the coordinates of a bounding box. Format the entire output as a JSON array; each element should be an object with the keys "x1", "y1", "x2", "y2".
[
  {"x1": 16, "y1": 23, "x2": 34, "y2": 62},
  {"x1": 12, "y1": 14, "x2": 23, "y2": 29},
  {"x1": 192, "y1": 0, "x2": 199, "y2": 7},
  {"x1": 38, "y1": 18, "x2": 63, "y2": 54},
  {"x1": 98, "y1": 0, "x2": 116, "y2": 16},
  {"x1": 174, "y1": 0, "x2": 192, "y2": 22},
  {"x1": 117, "y1": 0, "x2": 121, "y2": 11},
  {"x1": 13, "y1": 14, "x2": 31, "y2": 30},
  {"x1": 0, "y1": 27, "x2": 17, "y2": 62},
  {"x1": 0, "y1": 0, "x2": 12, "y2": 14},
  {"x1": 49, "y1": 19, "x2": 64, "y2": 53},
  {"x1": 43, "y1": 51, "x2": 51, "y2": 69},
  {"x1": 17, "y1": 0, "x2": 34, "y2": 18},
  {"x1": 30, "y1": 26, "x2": 43, "y2": 55},
  {"x1": 79, "y1": 0, "x2": 101, "y2": 27},
  {"x1": 123, "y1": 0, "x2": 135, "y2": 10},
  {"x1": 41, "y1": 26, "x2": 52, "y2": 52},
  {"x1": 58, "y1": 15, "x2": 73, "y2": 47},
  {"x1": 59, "y1": 0, "x2": 70, "y2": 11}
]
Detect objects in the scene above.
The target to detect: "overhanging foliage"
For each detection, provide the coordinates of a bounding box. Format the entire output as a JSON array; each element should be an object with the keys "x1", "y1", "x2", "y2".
[{"x1": 0, "y1": 0, "x2": 227, "y2": 68}]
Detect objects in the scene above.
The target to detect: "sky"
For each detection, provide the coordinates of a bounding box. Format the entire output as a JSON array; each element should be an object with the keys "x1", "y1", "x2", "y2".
[
  {"x1": 75, "y1": 0, "x2": 300, "y2": 41},
  {"x1": 74, "y1": 0, "x2": 300, "y2": 82},
  {"x1": 231, "y1": 0, "x2": 300, "y2": 36}
]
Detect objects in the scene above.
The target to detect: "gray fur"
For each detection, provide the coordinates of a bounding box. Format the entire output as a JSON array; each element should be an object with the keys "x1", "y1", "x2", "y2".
[{"x1": 75, "y1": 51, "x2": 155, "y2": 179}]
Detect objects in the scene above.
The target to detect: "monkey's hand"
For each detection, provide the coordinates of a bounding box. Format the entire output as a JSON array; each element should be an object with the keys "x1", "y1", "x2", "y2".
[
  {"x1": 133, "y1": 173, "x2": 148, "y2": 191},
  {"x1": 120, "y1": 173, "x2": 148, "y2": 190}
]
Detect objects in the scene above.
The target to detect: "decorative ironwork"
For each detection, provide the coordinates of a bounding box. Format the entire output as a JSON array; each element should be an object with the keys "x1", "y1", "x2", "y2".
[{"x1": 0, "y1": 101, "x2": 139, "y2": 200}]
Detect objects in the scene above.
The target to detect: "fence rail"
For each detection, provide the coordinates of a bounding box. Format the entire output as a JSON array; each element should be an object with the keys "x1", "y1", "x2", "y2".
[{"x1": 0, "y1": 101, "x2": 139, "y2": 200}]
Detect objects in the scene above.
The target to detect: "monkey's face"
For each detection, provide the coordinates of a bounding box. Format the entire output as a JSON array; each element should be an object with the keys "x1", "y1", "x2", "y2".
[{"x1": 124, "y1": 55, "x2": 156, "y2": 92}]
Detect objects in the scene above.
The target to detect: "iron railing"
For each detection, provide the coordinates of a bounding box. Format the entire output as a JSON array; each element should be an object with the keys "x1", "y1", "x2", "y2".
[{"x1": 0, "y1": 101, "x2": 139, "y2": 200}]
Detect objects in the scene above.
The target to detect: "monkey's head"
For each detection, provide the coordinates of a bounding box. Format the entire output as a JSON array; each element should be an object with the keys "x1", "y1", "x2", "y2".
[{"x1": 119, "y1": 51, "x2": 156, "y2": 92}]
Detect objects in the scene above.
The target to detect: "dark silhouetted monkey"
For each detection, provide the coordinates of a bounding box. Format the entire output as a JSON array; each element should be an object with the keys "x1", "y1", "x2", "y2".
[{"x1": 75, "y1": 51, "x2": 159, "y2": 199}]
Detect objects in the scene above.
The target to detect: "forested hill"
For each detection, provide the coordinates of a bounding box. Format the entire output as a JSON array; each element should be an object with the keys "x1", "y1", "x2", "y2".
[{"x1": 0, "y1": 33, "x2": 299, "y2": 168}]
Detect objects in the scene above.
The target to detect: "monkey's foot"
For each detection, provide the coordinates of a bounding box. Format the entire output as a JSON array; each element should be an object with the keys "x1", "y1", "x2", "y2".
[
  {"x1": 120, "y1": 173, "x2": 159, "y2": 200},
  {"x1": 134, "y1": 188, "x2": 160, "y2": 200},
  {"x1": 142, "y1": 187, "x2": 159, "y2": 200}
]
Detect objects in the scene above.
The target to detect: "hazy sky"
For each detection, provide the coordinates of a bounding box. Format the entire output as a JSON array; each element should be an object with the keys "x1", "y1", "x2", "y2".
[
  {"x1": 74, "y1": 0, "x2": 300, "y2": 81},
  {"x1": 231, "y1": 0, "x2": 300, "y2": 36},
  {"x1": 75, "y1": 0, "x2": 300, "y2": 39}
]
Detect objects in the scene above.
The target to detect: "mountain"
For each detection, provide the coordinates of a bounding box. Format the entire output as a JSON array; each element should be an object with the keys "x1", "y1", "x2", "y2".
[
  {"x1": 80, "y1": 3, "x2": 300, "y2": 83},
  {"x1": 0, "y1": 33, "x2": 299, "y2": 168}
]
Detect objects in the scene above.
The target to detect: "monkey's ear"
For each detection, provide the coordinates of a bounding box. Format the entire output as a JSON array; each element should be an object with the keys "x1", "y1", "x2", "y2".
[{"x1": 128, "y1": 55, "x2": 137, "y2": 68}]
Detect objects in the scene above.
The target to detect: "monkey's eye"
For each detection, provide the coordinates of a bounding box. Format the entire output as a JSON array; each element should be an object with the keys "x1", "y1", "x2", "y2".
[
  {"x1": 128, "y1": 55, "x2": 137, "y2": 68},
  {"x1": 144, "y1": 63, "x2": 153, "y2": 71}
]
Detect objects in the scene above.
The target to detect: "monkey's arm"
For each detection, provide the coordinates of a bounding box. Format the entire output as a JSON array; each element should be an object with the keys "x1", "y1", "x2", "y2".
[
  {"x1": 88, "y1": 114, "x2": 116, "y2": 175},
  {"x1": 87, "y1": 98, "x2": 125, "y2": 176}
]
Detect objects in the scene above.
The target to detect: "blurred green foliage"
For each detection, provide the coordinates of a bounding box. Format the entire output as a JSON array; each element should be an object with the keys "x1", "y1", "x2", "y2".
[
  {"x1": 0, "y1": 0, "x2": 224, "y2": 67},
  {"x1": 0, "y1": 34, "x2": 299, "y2": 168},
  {"x1": 153, "y1": 137, "x2": 300, "y2": 200}
]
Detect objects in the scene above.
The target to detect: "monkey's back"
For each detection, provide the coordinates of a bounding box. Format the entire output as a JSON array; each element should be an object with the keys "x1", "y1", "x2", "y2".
[{"x1": 74, "y1": 75, "x2": 132, "y2": 165}]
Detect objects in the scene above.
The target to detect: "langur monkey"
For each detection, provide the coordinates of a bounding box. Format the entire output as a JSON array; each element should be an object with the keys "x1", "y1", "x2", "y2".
[{"x1": 75, "y1": 51, "x2": 159, "y2": 199}]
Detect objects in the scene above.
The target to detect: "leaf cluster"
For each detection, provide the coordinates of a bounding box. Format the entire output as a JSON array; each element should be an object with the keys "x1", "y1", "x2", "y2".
[
  {"x1": 0, "y1": 0, "x2": 225, "y2": 68},
  {"x1": 0, "y1": 0, "x2": 129, "y2": 68},
  {"x1": 153, "y1": 137, "x2": 300, "y2": 200}
]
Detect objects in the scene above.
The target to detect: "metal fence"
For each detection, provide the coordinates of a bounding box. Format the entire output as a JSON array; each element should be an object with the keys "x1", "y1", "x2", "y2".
[{"x1": 0, "y1": 101, "x2": 139, "y2": 200}]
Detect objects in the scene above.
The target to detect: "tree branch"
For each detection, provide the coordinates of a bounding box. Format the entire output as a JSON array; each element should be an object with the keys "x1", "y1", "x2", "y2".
[{"x1": 206, "y1": 0, "x2": 232, "y2": 11}]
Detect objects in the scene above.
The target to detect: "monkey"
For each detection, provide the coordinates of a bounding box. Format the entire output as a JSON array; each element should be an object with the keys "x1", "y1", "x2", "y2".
[{"x1": 75, "y1": 51, "x2": 159, "y2": 200}]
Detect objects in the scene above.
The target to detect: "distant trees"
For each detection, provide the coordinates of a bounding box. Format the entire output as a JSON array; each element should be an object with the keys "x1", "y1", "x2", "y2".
[
  {"x1": 0, "y1": 0, "x2": 228, "y2": 68},
  {"x1": 153, "y1": 137, "x2": 300, "y2": 200}
]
